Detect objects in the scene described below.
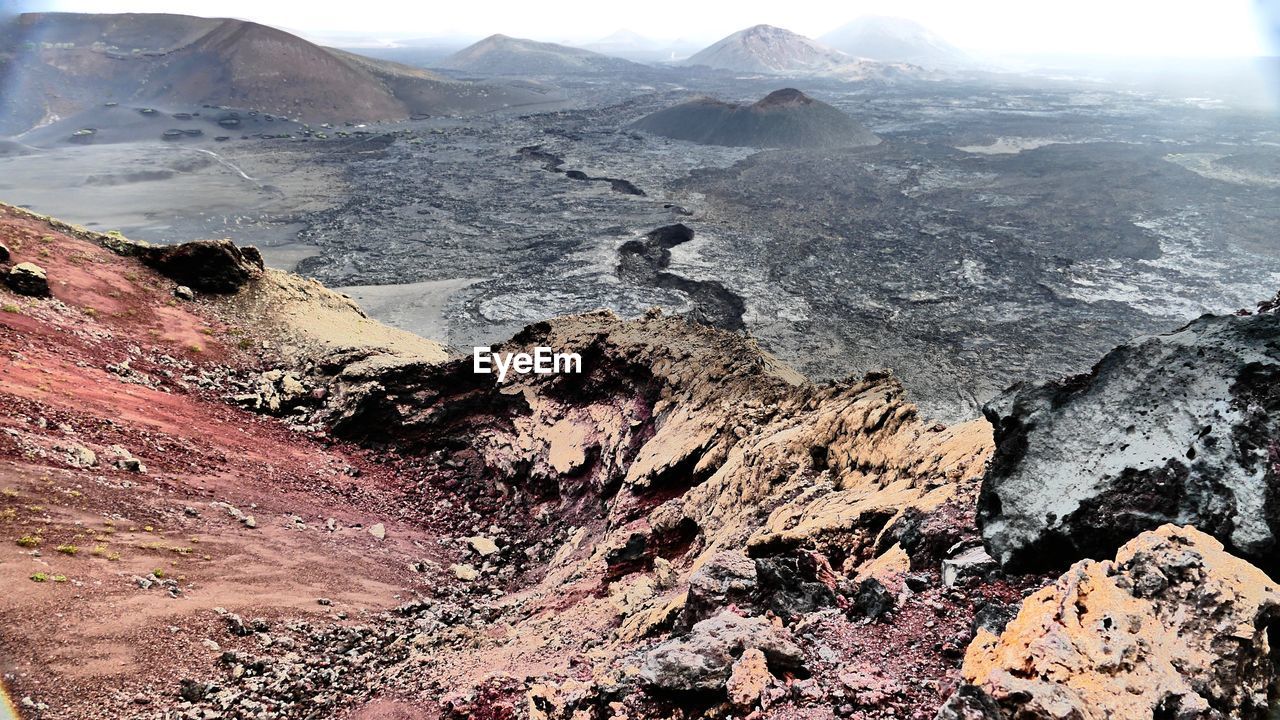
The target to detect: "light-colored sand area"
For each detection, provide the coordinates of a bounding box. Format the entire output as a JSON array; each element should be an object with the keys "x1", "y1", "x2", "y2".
[{"x1": 336, "y1": 278, "x2": 483, "y2": 347}]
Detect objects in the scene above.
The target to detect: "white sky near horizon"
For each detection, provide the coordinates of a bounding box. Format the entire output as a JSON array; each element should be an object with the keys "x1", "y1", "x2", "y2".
[{"x1": 5, "y1": 0, "x2": 1279, "y2": 57}]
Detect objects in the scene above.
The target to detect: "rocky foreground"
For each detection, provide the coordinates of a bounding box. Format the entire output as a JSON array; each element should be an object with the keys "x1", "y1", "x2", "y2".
[{"x1": 0, "y1": 203, "x2": 1277, "y2": 719}]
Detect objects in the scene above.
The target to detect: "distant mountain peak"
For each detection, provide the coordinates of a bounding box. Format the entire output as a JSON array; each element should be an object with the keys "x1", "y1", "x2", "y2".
[
  {"x1": 436, "y1": 33, "x2": 641, "y2": 75},
  {"x1": 680, "y1": 24, "x2": 848, "y2": 75},
  {"x1": 0, "y1": 11, "x2": 549, "y2": 135},
  {"x1": 821, "y1": 15, "x2": 966, "y2": 67}
]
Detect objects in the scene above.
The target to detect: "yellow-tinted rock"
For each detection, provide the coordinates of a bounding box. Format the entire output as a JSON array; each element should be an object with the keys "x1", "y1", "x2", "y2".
[
  {"x1": 726, "y1": 648, "x2": 771, "y2": 709},
  {"x1": 959, "y1": 524, "x2": 1280, "y2": 719}
]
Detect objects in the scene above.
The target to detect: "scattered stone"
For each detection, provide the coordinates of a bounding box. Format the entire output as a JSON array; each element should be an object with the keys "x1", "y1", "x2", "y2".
[
  {"x1": 935, "y1": 684, "x2": 1003, "y2": 720},
  {"x1": 62, "y1": 443, "x2": 96, "y2": 468},
  {"x1": 725, "y1": 648, "x2": 771, "y2": 709},
  {"x1": 683, "y1": 551, "x2": 758, "y2": 624},
  {"x1": 173, "y1": 285, "x2": 195, "y2": 301},
  {"x1": 468, "y1": 535, "x2": 499, "y2": 557},
  {"x1": 941, "y1": 545, "x2": 997, "y2": 588},
  {"x1": 451, "y1": 564, "x2": 478, "y2": 582},
  {"x1": 368, "y1": 523, "x2": 386, "y2": 540},
  {"x1": 178, "y1": 679, "x2": 208, "y2": 703},
  {"x1": 754, "y1": 551, "x2": 838, "y2": 622},
  {"x1": 6, "y1": 262, "x2": 49, "y2": 297},
  {"x1": 904, "y1": 573, "x2": 931, "y2": 592},
  {"x1": 236, "y1": 369, "x2": 310, "y2": 415},
  {"x1": 108, "y1": 445, "x2": 146, "y2": 473},
  {"x1": 317, "y1": 598, "x2": 332, "y2": 606},
  {"x1": 847, "y1": 578, "x2": 894, "y2": 621},
  {"x1": 638, "y1": 612, "x2": 804, "y2": 693},
  {"x1": 971, "y1": 599, "x2": 1019, "y2": 637},
  {"x1": 0, "y1": 242, "x2": 9, "y2": 263}
]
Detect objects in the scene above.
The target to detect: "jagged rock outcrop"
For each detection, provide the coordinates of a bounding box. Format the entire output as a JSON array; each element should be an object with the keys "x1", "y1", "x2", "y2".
[
  {"x1": 318, "y1": 310, "x2": 991, "y2": 596},
  {"x1": 138, "y1": 239, "x2": 265, "y2": 293},
  {"x1": 95, "y1": 231, "x2": 263, "y2": 293},
  {"x1": 950, "y1": 525, "x2": 1280, "y2": 719},
  {"x1": 979, "y1": 303, "x2": 1280, "y2": 573}
]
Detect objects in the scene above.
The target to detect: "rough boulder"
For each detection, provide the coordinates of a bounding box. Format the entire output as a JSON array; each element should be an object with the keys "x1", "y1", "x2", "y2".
[
  {"x1": 139, "y1": 239, "x2": 264, "y2": 293},
  {"x1": 951, "y1": 525, "x2": 1280, "y2": 719},
  {"x1": 637, "y1": 612, "x2": 804, "y2": 694},
  {"x1": 5, "y1": 262, "x2": 49, "y2": 297},
  {"x1": 979, "y1": 305, "x2": 1280, "y2": 572}
]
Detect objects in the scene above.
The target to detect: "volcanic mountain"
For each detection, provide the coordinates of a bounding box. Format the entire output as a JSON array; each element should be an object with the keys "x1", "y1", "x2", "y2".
[
  {"x1": 0, "y1": 12, "x2": 549, "y2": 135},
  {"x1": 434, "y1": 33, "x2": 644, "y2": 75},
  {"x1": 631, "y1": 88, "x2": 879, "y2": 149},
  {"x1": 679, "y1": 24, "x2": 850, "y2": 75},
  {"x1": 821, "y1": 15, "x2": 967, "y2": 68}
]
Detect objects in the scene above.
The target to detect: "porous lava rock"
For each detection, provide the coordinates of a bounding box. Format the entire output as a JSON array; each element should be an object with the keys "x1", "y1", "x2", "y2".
[{"x1": 954, "y1": 525, "x2": 1280, "y2": 719}]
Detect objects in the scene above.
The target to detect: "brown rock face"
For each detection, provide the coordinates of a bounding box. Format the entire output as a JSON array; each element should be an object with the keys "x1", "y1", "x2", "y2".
[{"x1": 954, "y1": 525, "x2": 1280, "y2": 719}]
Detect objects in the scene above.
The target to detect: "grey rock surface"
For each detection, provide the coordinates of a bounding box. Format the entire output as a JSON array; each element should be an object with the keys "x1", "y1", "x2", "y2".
[
  {"x1": 638, "y1": 611, "x2": 804, "y2": 693},
  {"x1": 979, "y1": 303, "x2": 1280, "y2": 572}
]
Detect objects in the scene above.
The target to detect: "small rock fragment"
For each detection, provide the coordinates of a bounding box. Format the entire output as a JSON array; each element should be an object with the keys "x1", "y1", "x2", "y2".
[
  {"x1": 451, "y1": 564, "x2": 479, "y2": 582},
  {"x1": 726, "y1": 648, "x2": 770, "y2": 709},
  {"x1": 368, "y1": 523, "x2": 386, "y2": 540},
  {"x1": 942, "y1": 545, "x2": 998, "y2": 588},
  {"x1": 173, "y1": 285, "x2": 195, "y2": 301}
]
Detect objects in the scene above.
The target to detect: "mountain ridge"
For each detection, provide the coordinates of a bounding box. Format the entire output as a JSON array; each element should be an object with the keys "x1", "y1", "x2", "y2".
[
  {"x1": 679, "y1": 24, "x2": 849, "y2": 74},
  {"x1": 435, "y1": 33, "x2": 645, "y2": 75},
  {"x1": 0, "y1": 12, "x2": 550, "y2": 134}
]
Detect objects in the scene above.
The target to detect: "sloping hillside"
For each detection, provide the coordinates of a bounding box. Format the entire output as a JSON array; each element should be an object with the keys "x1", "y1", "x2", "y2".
[
  {"x1": 0, "y1": 12, "x2": 551, "y2": 134},
  {"x1": 435, "y1": 33, "x2": 644, "y2": 75},
  {"x1": 2, "y1": 202, "x2": 1278, "y2": 719}
]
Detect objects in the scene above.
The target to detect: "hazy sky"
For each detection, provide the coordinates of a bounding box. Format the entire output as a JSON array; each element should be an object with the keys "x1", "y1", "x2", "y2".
[{"x1": 7, "y1": 0, "x2": 1279, "y2": 56}]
